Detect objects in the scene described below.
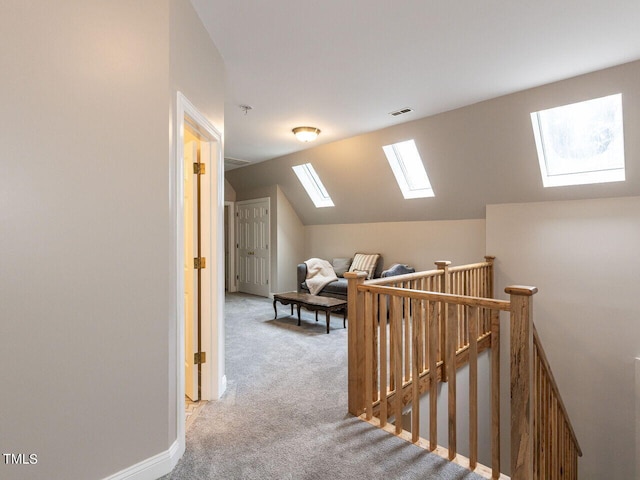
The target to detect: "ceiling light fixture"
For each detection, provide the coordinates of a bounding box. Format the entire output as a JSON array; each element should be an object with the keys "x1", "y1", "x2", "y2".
[
  {"x1": 239, "y1": 104, "x2": 253, "y2": 115},
  {"x1": 292, "y1": 126, "x2": 321, "y2": 142}
]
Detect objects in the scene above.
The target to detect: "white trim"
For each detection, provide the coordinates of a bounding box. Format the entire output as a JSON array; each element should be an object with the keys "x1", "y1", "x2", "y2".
[
  {"x1": 103, "y1": 440, "x2": 180, "y2": 480},
  {"x1": 174, "y1": 92, "x2": 226, "y2": 468},
  {"x1": 224, "y1": 201, "x2": 237, "y2": 292}
]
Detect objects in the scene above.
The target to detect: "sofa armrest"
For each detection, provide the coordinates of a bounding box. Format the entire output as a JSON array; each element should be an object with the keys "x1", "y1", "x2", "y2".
[
  {"x1": 297, "y1": 263, "x2": 308, "y2": 292},
  {"x1": 381, "y1": 263, "x2": 416, "y2": 278}
]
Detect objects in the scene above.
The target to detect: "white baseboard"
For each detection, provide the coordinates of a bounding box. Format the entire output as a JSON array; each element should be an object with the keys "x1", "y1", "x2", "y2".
[
  {"x1": 219, "y1": 374, "x2": 227, "y2": 398},
  {"x1": 104, "y1": 440, "x2": 182, "y2": 480}
]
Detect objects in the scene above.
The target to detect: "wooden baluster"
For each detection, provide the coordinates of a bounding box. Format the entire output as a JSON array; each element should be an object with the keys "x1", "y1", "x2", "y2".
[
  {"x1": 373, "y1": 292, "x2": 379, "y2": 403},
  {"x1": 413, "y1": 297, "x2": 422, "y2": 375},
  {"x1": 485, "y1": 256, "x2": 495, "y2": 298},
  {"x1": 568, "y1": 432, "x2": 572, "y2": 480},
  {"x1": 447, "y1": 302, "x2": 458, "y2": 460},
  {"x1": 484, "y1": 268, "x2": 491, "y2": 334},
  {"x1": 507, "y1": 285, "x2": 538, "y2": 480},
  {"x1": 420, "y1": 297, "x2": 427, "y2": 374},
  {"x1": 552, "y1": 396, "x2": 557, "y2": 479},
  {"x1": 392, "y1": 295, "x2": 403, "y2": 434},
  {"x1": 465, "y1": 268, "x2": 470, "y2": 296},
  {"x1": 463, "y1": 272, "x2": 468, "y2": 348},
  {"x1": 416, "y1": 282, "x2": 425, "y2": 374},
  {"x1": 485, "y1": 256, "x2": 496, "y2": 336},
  {"x1": 564, "y1": 428, "x2": 568, "y2": 480},
  {"x1": 435, "y1": 261, "x2": 451, "y2": 381},
  {"x1": 422, "y1": 300, "x2": 428, "y2": 376},
  {"x1": 456, "y1": 272, "x2": 462, "y2": 349},
  {"x1": 404, "y1": 291, "x2": 410, "y2": 383},
  {"x1": 390, "y1": 294, "x2": 396, "y2": 392},
  {"x1": 469, "y1": 306, "x2": 479, "y2": 469},
  {"x1": 379, "y1": 293, "x2": 388, "y2": 427},
  {"x1": 474, "y1": 266, "x2": 479, "y2": 297},
  {"x1": 429, "y1": 300, "x2": 438, "y2": 451},
  {"x1": 490, "y1": 309, "x2": 501, "y2": 479},
  {"x1": 411, "y1": 298, "x2": 421, "y2": 443},
  {"x1": 546, "y1": 372, "x2": 551, "y2": 479},
  {"x1": 346, "y1": 271, "x2": 368, "y2": 415},
  {"x1": 531, "y1": 343, "x2": 542, "y2": 478},
  {"x1": 562, "y1": 418, "x2": 566, "y2": 480},
  {"x1": 568, "y1": 424, "x2": 572, "y2": 479},
  {"x1": 364, "y1": 291, "x2": 373, "y2": 420}
]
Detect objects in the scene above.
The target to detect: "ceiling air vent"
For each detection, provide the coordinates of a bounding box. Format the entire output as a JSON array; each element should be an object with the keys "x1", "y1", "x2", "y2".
[
  {"x1": 389, "y1": 108, "x2": 413, "y2": 117},
  {"x1": 224, "y1": 157, "x2": 251, "y2": 167}
]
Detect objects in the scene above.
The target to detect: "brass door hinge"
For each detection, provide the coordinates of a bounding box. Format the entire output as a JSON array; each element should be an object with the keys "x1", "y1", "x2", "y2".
[
  {"x1": 193, "y1": 162, "x2": 206, "y2": 175},
  {"x1": 194, "y1": 257, "x2": 206, "y2": 269},
  {"x1": 194, "y1": 352, "x2": 206, "y2": 365}
]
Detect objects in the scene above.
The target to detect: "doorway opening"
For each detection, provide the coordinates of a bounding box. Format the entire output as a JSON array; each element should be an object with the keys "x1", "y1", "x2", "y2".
[
  {"x1": 175, "y1": 92, "x2": 226, "y2": 459},
  {"x1": 183, "y1": 122, "x2": 207, "y2": 404}
]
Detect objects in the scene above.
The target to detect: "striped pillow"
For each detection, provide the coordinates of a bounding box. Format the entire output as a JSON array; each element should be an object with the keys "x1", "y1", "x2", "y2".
[{"x1": 348, "y1": 253, "x2": 380, "y2": 280}]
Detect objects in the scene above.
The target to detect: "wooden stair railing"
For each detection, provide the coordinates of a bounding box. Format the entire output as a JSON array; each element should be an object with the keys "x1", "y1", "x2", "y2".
[{"x1": 346, "y1": 259, "x2": 582, "y2": 480}]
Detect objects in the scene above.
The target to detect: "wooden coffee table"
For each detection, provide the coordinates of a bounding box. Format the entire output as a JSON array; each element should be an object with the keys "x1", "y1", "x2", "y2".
[{"x1": 273, "y1": 292, "x2": 347, "y2": 334}]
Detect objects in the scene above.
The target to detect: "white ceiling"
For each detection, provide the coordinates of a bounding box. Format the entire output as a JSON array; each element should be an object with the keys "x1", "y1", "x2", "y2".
[{"x1": 190, "y1": 0, "x2": 640, "y2": 167}]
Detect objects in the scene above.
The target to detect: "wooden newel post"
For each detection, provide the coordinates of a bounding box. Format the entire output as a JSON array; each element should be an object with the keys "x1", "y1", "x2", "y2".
[
  {"x1": 435, "y1": 260, "x2": 452, "y2": 293},
  {"x1": 345, "y1": 271, "x2": 368, "y2": 416},
  {"x1": 506, "y1": 285, "x2": 538, "y2": 480},
  {"x1": 484, "y1": 255, "x2": 495, "y2": 298}
]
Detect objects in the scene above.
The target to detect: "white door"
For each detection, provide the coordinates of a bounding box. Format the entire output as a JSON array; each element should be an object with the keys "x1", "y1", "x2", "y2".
[
  {"x1": 184, "y1": 140, "x2": 198, "y2": 401},
  {"x1": 236, "y1": 198, "x2": 270, "y2": 297}
]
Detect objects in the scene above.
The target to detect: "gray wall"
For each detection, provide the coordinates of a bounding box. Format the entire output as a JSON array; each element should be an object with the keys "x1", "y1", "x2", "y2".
[
  {"x1": 304, "y1": 219, "x2": 486, "y2": 271},
  {"x1": 227, "y1": 60, "x2": 640, "y2": 225},
  {"x1": 487, "y1": 197, "x2": 640, "y2": 479},
  {"x1": 225, "y1": 179, "x2": 237, "y2": 202},
  {"x1": 276, "y1": 187, "x2": 305, "y2": 292},
  {"x1": 0, "y1": 1, "x2": 225, "y2": 478}
]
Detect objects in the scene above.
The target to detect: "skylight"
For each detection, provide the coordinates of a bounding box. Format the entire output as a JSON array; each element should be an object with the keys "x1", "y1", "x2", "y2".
[
  {"x1": 530, "y1": 94, "x2": 625, "y2": 188},
  {"x1": 292, "y1": 163, "x2": 335, "y2": 208},
  {"x1": 382, "y1": 139, "x2": 434, "y2": 199}
]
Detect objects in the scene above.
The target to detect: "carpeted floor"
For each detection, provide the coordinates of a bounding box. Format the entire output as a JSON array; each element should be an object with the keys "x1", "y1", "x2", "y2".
[{"x1": 162, "y1": 292, "x2": 484, "y2": 480}]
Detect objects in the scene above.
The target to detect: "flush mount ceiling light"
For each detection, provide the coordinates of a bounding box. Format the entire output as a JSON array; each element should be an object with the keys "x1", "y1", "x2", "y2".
[
  {"x1": 292, "y1": 126, "x2": 321, "y2": 142},
  {"x1": 239, "y1": 104, "x2": 252, "y2": 115}
]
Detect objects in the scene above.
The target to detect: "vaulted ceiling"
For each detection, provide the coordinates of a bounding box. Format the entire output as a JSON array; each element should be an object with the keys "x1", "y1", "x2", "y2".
[
  {"x1": 191, "y1": 0, "x2": 640, "y2": 167},
  {"x1": 226, "y1": 61, "x2": 640, "y2": 225}
]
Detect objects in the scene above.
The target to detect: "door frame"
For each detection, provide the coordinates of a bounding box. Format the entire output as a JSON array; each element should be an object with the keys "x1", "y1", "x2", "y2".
[
  {"x1": 174, "y1": 92, "x2": 226, "y2": 460},
  {"x1": 225, "y1": 201, "x2": 237, "y2": 293}
]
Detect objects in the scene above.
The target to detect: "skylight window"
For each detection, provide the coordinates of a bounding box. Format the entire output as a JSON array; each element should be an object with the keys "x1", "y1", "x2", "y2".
[
  {"x1": 292, "y1": 163, "x2": 334, "y2": 208},
  {"x1": 530, "y1": 94, "x2": 625, "y2": 187},
  {"x1": 382, "y1": 139, "x2": 434, "y2": 199}
]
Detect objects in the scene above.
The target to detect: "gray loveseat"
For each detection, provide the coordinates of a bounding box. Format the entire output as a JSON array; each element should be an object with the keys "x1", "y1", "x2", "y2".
[{"x1": 297, "y1": 256, "x2": 415, "y2": 301}]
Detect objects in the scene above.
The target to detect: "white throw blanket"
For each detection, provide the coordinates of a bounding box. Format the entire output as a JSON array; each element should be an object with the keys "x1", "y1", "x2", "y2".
[{"x1": 304, "y1": 258, "x2": 338, "y2": 295}]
